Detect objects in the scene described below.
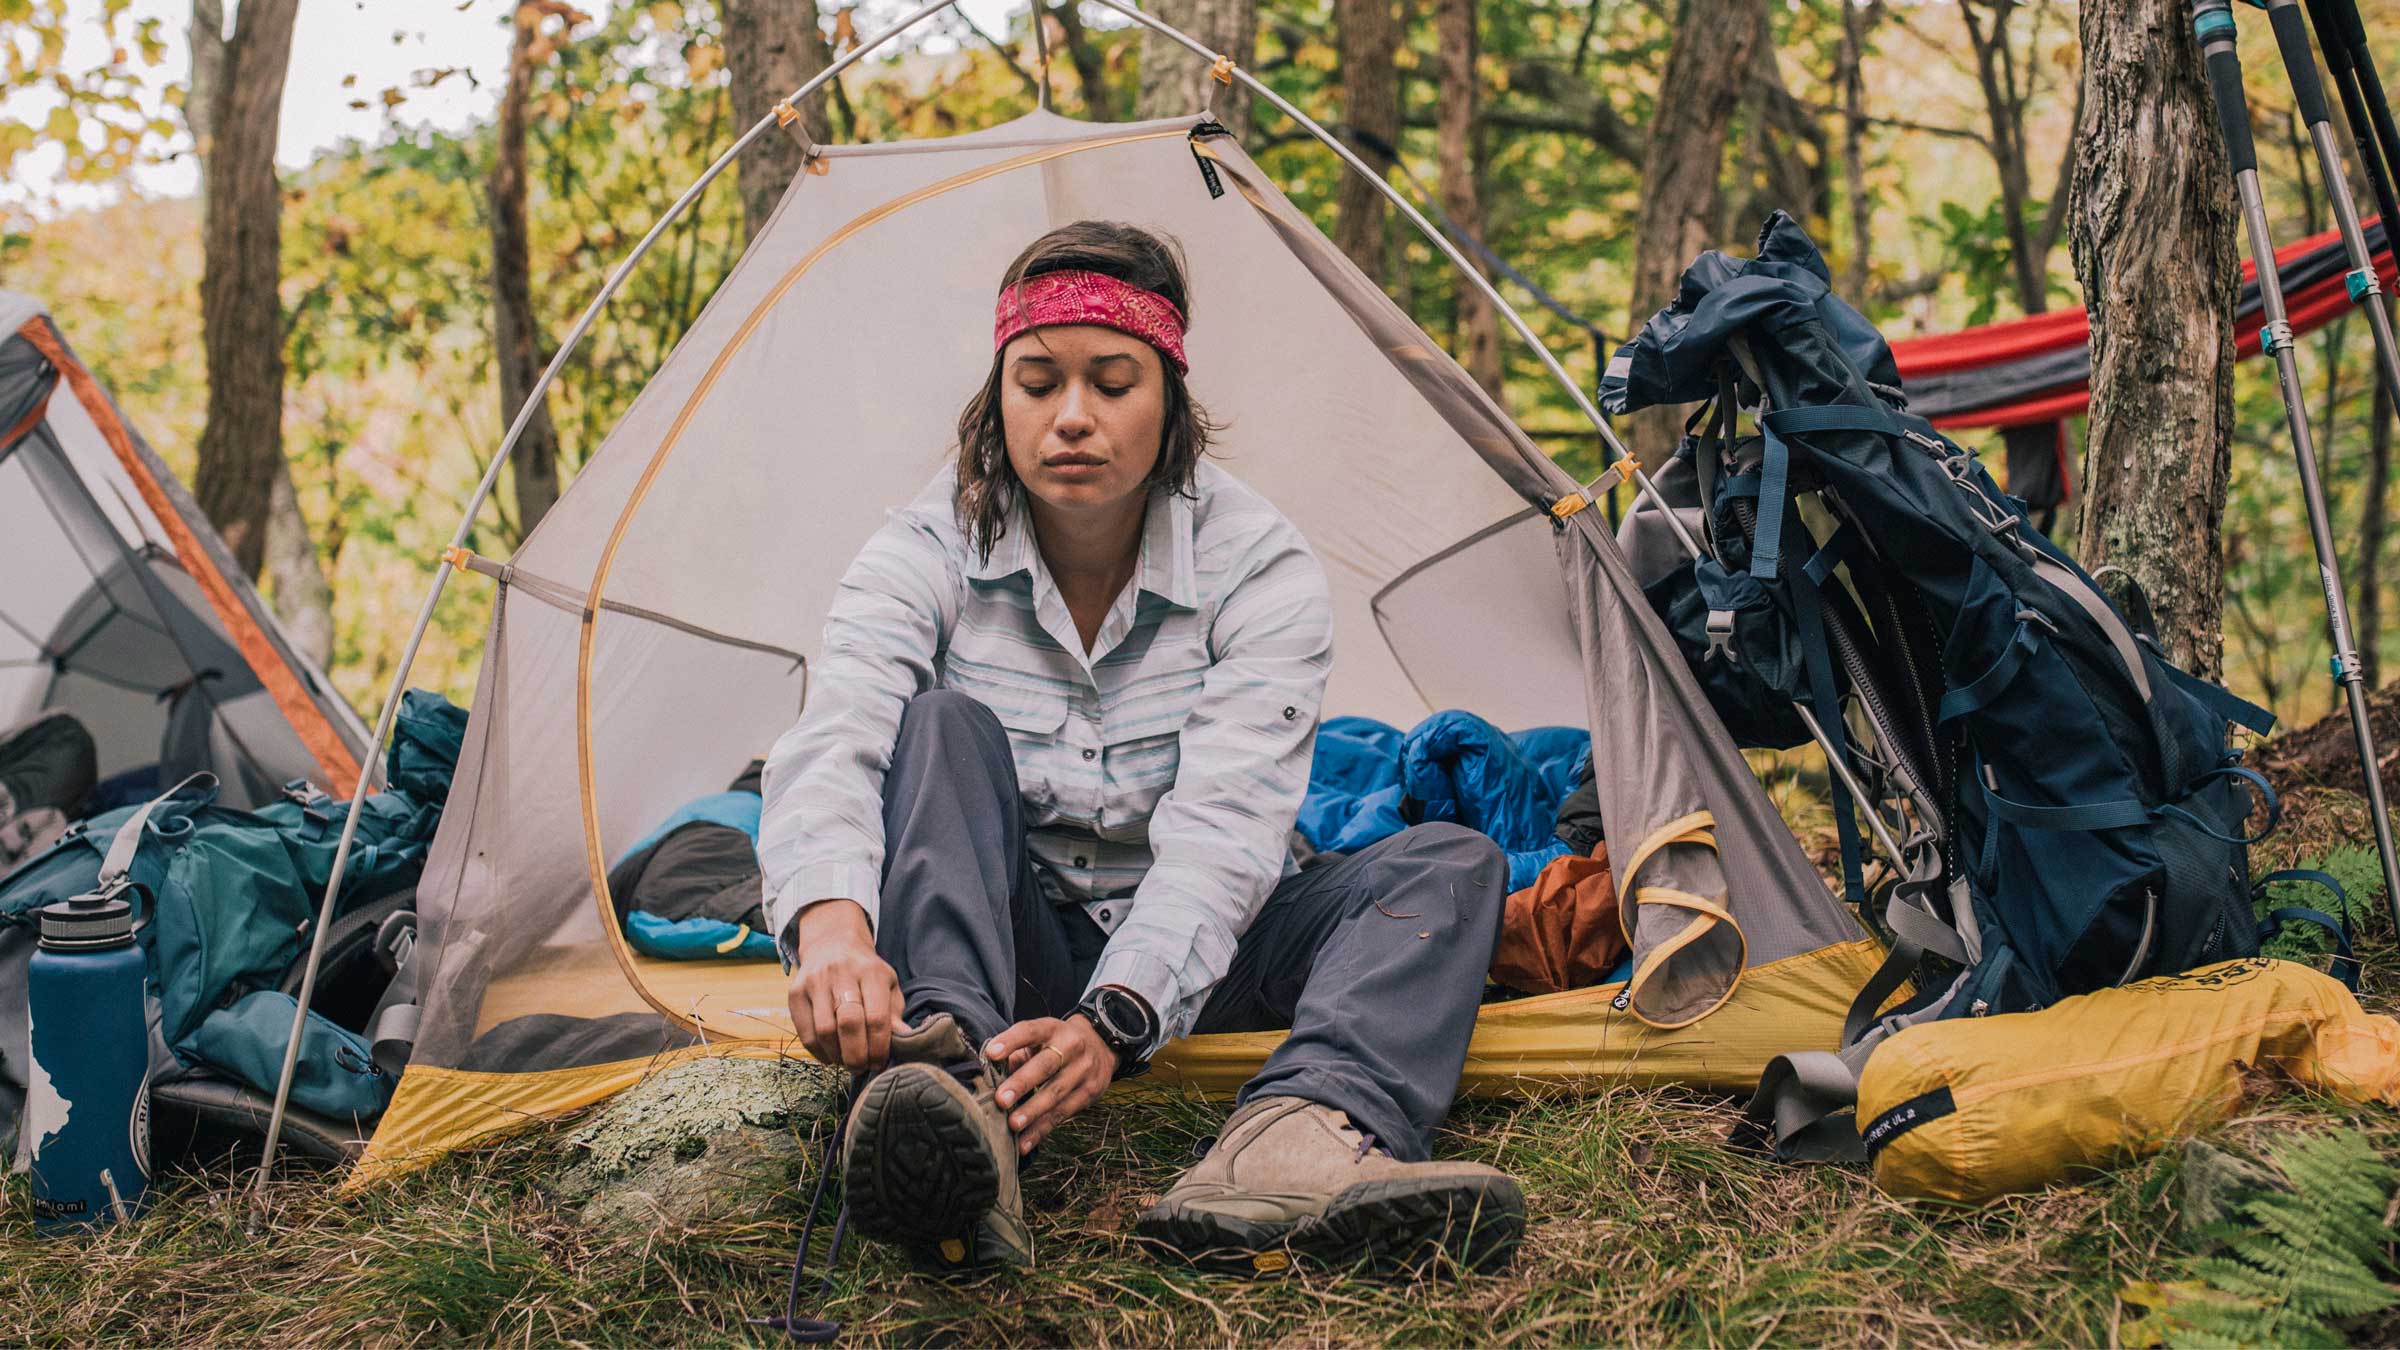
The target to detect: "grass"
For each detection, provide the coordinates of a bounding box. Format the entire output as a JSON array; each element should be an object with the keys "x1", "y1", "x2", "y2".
[{"x1": 4, "y1": 809, "x2": 2395, "y2": 1346}]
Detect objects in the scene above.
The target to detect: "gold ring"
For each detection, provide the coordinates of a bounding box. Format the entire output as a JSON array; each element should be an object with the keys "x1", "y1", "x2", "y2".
[{"x1": 1041, "y1": 1043, "x2": 1070, "y2": 1066}]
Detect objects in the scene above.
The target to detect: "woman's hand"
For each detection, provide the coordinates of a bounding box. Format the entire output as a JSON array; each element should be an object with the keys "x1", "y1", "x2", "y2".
[
  {"x1": 785, "y1": 899, "x2": 903, "y2": 1071},
  {"x1": 985, "y1": 1015, "x2": 1116, "y2": 1153}
]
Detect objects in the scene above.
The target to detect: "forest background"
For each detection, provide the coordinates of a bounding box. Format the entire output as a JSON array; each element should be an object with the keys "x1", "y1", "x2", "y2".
[{"x1": 4, "y1": 0, "x2": 2393, "y2": 734}]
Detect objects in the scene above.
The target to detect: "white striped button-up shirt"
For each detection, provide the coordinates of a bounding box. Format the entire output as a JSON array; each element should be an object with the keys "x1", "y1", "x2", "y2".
[{"x1": 758, "y1": 460, "x2": 1333, "y2": 1041}]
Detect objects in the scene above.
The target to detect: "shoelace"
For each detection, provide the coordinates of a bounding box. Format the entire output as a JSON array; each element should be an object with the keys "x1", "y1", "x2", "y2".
[
  {"x1": 753, "y1": 1056, "x2": 993, "y2": 1341},
  {"x1": 752, "y1": 1075, "x2": 858, "y2": 1344}
]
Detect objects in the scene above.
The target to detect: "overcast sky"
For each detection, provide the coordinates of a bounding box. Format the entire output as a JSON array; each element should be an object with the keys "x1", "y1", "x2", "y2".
[{"x1": 5, "y1": 0, "x2": 1023, "y2": 215}]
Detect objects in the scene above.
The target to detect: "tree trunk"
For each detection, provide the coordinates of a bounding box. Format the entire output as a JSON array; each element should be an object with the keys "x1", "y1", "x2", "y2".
[
  {"x1": 1835, "y1": 0, "x2": 1878, "y2": 300},
  {"x1": 2069, "y1": 0, "x2": 2238, "y2": 680},
  {"x1": 189, "y1": 0, "x2": 301, "y2": 578},
  {"x1": 492, "y1": 1, "x2": 568, "y2": 541},
  {"x1": 181, "y1": 0, "x2": 330, "y2": 662},
  {"x1": 1136, "y1": 0, "x2": 1255, "y2": 140},
  {"x1": 2362, "y1": 374, "x2": 2393, "y2": 686},
  {"x1": 725, "y1": 0, "x2": 831, "y2": 246},
  {"x1": 1961, "y1": 0, "x2": 2048, "y2": 313},
  {"x1": 1435, "y1": 0, "x2": 1501, "y2": 398},
  {"x1": 1333, "y1": 0, "x2": 1400, "y2": 285},
  {"x1": 1625, "y1": 0, "x2": 1762, "y2": 466}
]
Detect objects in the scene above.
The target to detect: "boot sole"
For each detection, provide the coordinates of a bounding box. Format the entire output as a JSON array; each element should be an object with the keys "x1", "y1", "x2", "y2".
[
  {"x1": 1294, "y1": 1173, "x2": 1526, "y2": 1276},
  {"x1": 1135, "y1": 1174, "x2": 1525, "y2": 1278},
  {"x1": 841, "y1": 1065, "x2": 1000, "y2": 1251}
]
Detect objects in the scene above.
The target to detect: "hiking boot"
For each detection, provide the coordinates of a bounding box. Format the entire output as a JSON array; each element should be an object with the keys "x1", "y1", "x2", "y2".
[
  {"x1": 1133, "y1": 1096, "x2": 1525, "y2": 1277},
  {"x1": 839, "y1": 1011, "x2": 1032, "y2": 1270}
]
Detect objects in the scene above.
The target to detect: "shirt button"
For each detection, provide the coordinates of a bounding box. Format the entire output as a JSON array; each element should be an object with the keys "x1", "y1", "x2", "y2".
[
  {"x1": 1283, "y1": 706, "x2": 1299, "y2": 720},
  {"x1": 1097, "y1": 906, "x2": 1112, "y2": 923},
  {"x1": 1074, "y1": 855, "x2": 1089, "y2": 868},
  {"x1": 1082, "y1": 748, "x2": 1097, "y2": 761}
]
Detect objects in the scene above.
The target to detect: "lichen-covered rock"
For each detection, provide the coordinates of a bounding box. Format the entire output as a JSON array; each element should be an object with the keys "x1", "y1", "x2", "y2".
[{"x1": 553, "y1": 1055, "x2": 840, "y2": 1231}]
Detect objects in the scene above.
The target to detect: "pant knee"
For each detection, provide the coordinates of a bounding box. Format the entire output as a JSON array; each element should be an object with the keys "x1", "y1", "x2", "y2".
[
  {"x1": 894, "y1": 688, "x2": 1005, "y2": 751},
  {"x1": 1381, "y1": 823, "x2": 1507, "y2": 922}
]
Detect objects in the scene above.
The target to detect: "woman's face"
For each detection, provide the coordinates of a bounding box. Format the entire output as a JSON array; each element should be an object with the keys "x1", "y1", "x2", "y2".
[{"x1": 1000, "y1": 323, "x2": 1167, "y2": 527}]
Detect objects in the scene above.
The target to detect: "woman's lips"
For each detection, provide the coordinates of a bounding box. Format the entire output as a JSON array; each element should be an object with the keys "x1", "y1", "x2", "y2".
[{"x1": 1044, "y1": 456, "x2": 1106, "y2": 476}]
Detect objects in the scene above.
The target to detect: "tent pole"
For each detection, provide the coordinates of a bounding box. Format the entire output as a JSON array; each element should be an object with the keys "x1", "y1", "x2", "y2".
[
  {"x1": 2195, "y1": 0, "x2": 2400, "y2": 931},
  {"x1": 248, "y1": 0, "x2": 965, "y2": 1195}
]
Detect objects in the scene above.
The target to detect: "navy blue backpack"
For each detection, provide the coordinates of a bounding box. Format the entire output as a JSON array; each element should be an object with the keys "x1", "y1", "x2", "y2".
[{"x1": 1602, "y1": 215, "x2": 2346, "y2": 1158}]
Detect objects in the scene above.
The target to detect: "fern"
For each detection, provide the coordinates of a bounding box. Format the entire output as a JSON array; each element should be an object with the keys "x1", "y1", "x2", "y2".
[
  {"x1": 2122, "y1": 1129, "x2": 2400, "y2": 1347},
  {"x1": 2257, "y1": 846, "x2": 2385, "y2": 967}
]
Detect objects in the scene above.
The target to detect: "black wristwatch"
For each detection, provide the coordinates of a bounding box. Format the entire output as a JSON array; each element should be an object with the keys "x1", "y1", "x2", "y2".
[{"x1": 1074, "y1": 984, "x2": 1158, "y2": 1079}]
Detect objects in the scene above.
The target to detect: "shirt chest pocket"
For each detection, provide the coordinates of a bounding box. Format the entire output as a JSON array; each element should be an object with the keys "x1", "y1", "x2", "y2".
[{"x1": 1097, "y1": 667, "x2": 1208, "y2": 806}]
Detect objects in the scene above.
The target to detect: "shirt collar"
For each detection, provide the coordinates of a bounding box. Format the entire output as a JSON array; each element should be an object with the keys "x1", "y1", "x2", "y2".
[{"x1": 964, "y1": 485, "x2": 1200, "y2": 612}]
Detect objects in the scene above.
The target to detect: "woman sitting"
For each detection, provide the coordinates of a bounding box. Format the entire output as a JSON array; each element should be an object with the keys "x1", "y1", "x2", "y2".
[{"x1": 757, "y1": 219, "x2": 1521, "y2": 1276}]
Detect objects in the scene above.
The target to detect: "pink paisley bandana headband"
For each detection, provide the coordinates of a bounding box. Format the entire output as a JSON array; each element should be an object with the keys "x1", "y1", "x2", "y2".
[{"x1": 993, "y1": 269, "x2": 1190, "y2": 374}]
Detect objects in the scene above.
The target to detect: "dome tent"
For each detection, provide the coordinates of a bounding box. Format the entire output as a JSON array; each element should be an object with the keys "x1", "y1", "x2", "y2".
[
  {"x1": 334, "y1": 4, "x2": 1882, "y2": 1185},
  {"x1": 0, "y1": 291, "x2": 366, "y2": 809}
]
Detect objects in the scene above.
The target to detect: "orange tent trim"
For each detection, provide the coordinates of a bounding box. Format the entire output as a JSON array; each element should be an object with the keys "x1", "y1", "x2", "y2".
[{"x1": 15, "y1": 317, "x2": 362, "y2": 795}]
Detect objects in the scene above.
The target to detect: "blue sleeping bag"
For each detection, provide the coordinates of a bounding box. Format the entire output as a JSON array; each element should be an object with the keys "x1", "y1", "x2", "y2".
[{"x1": 1298, "y1": 710, "x2": 1591, "y2": 892}]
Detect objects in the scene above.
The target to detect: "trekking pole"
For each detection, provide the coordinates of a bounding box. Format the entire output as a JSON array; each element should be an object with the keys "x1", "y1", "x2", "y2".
[
  {"x1": 2303, "y1": 0, "x2": 2400, "y2": 258},
  {"x1": 2259, "y1": 0, "x2": 2400, "y2": 408},
  {"x1": 2195, "y1": 0, "x2": 2400, "y2": 933},
  {"x1": 2307, "y1": 0, "x2": 2400, "y2": 240}
]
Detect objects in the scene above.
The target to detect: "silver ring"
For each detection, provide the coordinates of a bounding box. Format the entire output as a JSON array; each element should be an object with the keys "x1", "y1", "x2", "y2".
[{"x1": 836, "y1": 991, "x2": 861, "y2": 1006}]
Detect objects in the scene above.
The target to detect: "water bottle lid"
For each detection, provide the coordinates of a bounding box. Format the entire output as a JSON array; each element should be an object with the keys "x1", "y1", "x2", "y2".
[{"x1": 36, "y1": 890, "x2": 135, "y2": 949}]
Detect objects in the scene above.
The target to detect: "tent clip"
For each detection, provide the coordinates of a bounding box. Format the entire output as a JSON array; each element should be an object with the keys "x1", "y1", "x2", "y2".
[
  {"x1": 2347, "y1": 267, "x2": 2383, "y2": 302},
  {"x1": 1208, "y1": 56, "x2": 1236, "y2": 84},
  {"x1": 2261, "y1": 319, "x2": 2295, "y2": 354},
  {"x1": 441, "y1": 546, "x2": 475, "y2": 571}
]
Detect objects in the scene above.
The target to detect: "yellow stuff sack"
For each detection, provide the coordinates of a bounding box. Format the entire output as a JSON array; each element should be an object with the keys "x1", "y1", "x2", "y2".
[{"x1": 1856, "y1": 958, "x2": 2400, "y2": 1203}]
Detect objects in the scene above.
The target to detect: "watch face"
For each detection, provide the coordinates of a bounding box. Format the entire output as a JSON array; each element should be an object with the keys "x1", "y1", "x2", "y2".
[{"x1": 1094, "y1": 987, "x2": 1152, "y2": 1045}]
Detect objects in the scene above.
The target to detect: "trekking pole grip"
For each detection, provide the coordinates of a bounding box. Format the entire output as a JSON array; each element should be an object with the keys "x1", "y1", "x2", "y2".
[
  {"x1": 2267, "y1": 0, "x2": 2334, "y2": 126},
  {"x1": 2193, "y1": 0, "x2": 2260, "y2": 175}
]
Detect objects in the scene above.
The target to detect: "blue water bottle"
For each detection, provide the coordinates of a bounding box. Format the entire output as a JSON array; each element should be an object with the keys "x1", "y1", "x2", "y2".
[{"x1": 26, "y1": 886, "x2": 151, "y2": 1231}]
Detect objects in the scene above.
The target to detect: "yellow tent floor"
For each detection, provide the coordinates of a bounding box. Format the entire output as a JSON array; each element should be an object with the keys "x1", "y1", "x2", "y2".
[{"x1": 347, "y1": 937, "x2": 1884, "y2": 1188}]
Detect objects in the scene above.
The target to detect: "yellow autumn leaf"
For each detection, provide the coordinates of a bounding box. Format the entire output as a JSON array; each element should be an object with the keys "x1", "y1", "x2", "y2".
[
  {"x1": 381, "y1": 86, "x2": 407, "y2": 108},
  {"x1": 44, "y1": 104, "x2": 78, "y2": 144},
  {"x1": 687, "y1": 40, "x2": 722, "y2": 81}
]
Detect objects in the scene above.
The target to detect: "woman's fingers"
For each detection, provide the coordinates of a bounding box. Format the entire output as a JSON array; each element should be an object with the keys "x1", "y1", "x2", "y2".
[
  {"x1": 805, "y1": 983, "x2": 840, "y2": 1065},
  {"x1": 993, "y1": 1020, "x2": 1067, "y2": 1109},
  {"x1": 859, "y1": 973, "x2": 893, "y2": 1068}
]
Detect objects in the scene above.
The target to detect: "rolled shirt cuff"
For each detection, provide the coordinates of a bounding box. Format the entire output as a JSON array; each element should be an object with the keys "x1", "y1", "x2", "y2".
[
  {"x1": 1084, "y1": 948, "x2": 1184, "y2": 1052},
  {"x1": 765, "y1": 864, "x2": 884, "y2": 968}
]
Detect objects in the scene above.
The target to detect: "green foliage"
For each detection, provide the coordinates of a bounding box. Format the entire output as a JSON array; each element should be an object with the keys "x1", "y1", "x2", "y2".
[
  {"x1": 2257, "y1": 845, "x2": 2386, "y2": 966},
  {"x1": 2123, "y1": 1129, "x2": 2399, "y2": 1348}
]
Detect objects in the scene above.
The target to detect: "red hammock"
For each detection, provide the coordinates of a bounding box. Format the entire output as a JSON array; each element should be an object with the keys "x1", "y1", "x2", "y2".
[{"x1": 1892, "y1": 217, "x2": 2396, "y2": 430}]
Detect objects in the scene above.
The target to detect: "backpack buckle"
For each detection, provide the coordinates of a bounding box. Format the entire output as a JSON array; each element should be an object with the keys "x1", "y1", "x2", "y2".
[{"x1": 1704, "y1": 609, "x2": 1738, "y2": 663}]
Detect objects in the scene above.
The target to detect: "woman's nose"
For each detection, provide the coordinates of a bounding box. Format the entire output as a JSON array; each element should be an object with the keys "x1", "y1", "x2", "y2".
[{"x1": 1055, "y1": 382, "x2": 1096, "y2": 435}]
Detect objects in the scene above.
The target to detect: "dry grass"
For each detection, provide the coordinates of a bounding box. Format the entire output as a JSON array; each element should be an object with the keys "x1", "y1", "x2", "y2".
[{"x1": 4, "y1": 831, "x2": 2394, "y2": 1346}]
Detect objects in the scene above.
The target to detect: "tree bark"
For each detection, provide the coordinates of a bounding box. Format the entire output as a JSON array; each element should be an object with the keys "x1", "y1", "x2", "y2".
[
  {"x1": 2362, "y1": 374, "x2": 2393, "y2": 686},
  {"x1": 1625, "y1": 0, "x2": 1762, "y2": 466},
  {"x1": 491, "y1": 1, "x2": 569, "y2": 541},
  {"x1": 725, "y1": 0, "x2": 830, "y2": 246},
  {"x1": 1835, "y1": 0, "x2": 1882, "y2": 300},
  {"x1": 2069, "y1": 0, "x2": 2238, "y2": 680},
  {"x1": 189, "y1": 0, "x2": 301, "y2": 579},
  {"x1": 187, "y1": 0, "x2": 331, "y2": 665},
  {"x1": 1435, "y1": 0, "x2": 1501, "y2": 398},
  {"x1": 1136, "y1": 0, "x2": 1255, "y2": 140},
  {"x1": 1333, "y1": 0, "x2": 1400, "y2": 285}
]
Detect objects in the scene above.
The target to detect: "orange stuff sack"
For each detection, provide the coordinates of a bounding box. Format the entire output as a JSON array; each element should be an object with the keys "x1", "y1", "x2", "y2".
[
  {"x1": 1856, "y1": 958, "x2": 2400, "y2": 1203},
  {"x1": 1491, "y1": 847, "x2": 1626, "y2": 994}
]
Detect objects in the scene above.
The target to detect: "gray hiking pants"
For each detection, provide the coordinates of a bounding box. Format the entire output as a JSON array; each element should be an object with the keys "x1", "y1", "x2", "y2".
[{"x1": 876, "y1": 690, "x2": 1506, "y2": 1161}]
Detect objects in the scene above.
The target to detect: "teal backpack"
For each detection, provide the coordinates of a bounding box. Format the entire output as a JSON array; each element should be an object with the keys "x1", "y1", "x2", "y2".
[{"x1": 0, "y1": 691, "x2": 465, "y2": 1127}]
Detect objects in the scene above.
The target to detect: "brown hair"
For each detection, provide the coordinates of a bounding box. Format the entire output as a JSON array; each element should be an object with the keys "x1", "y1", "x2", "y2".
[{"x1": 953, "y1": 220, "x2": 1217, "y2": 559}]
